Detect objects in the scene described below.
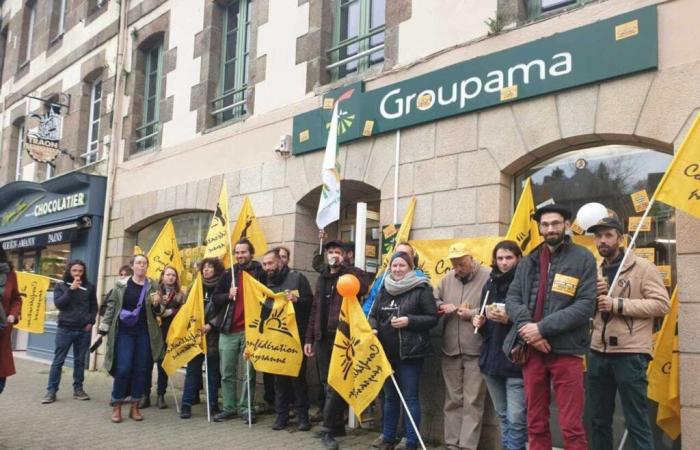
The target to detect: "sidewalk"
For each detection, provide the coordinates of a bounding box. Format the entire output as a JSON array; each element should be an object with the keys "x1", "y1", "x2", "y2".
[{"x1": 0, "y1": 356, "x2": 397, "y2": 450}]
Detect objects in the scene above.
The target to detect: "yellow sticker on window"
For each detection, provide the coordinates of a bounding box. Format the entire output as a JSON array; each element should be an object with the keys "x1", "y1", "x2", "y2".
[
  {"x1": 500, "y1": 85, "x2": 518, "y2": 101},
  {"x1": 551, "y1": 273, "x2": 579, "y2": 297}
]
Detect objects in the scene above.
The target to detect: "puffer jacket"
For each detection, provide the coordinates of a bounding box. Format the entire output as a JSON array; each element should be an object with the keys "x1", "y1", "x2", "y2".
[
  {"x1": 265, "y1": 266, "x2": 313, "y2": 341},
  {"x1": 54, "y1": 278, "x2": 98, "y2": 330},
  {"x1": 504, "y1": 237, "x2": 597, "y2": 356},
  {"x1": 369, "y1": 281, "x2": 438, "y2": 362},
  {"x1": 590, "y1": 253, "x2": 670, "y2": 355}
]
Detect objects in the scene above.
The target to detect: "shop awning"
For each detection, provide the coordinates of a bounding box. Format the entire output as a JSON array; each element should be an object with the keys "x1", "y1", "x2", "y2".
[{"x1": 0, "y1": 221, "x2": 81, "y2": 251}]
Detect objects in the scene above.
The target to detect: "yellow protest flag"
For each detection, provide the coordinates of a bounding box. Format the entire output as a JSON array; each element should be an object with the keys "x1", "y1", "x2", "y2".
[
  {"x1": 377, "y1": 197, "x2": 417, "y2": 275},
  {"x1": 410, "y1": 237, "x2": 502, "y2": 286},
  {"x1": 231, "y1": 196, "x2": 267, "y2": 258},
  {"x1": 328, "y1": 295, "x2": 393, "y2": 416},
  {"x1": 146, "y1": 218, "x2": 185, "y2": 280},
  {"x1": 242, "y1": 272, "x2": 303, "y2": 377},
  {"x1": 647, "y1": 288, "x2": 680, "y2": 440},
  {"x1": 15, "y1": 272, "x2": 51, "y2": 333},
  {"x1": 203, "y1": 183, "x2": 231, "y2": 267},
  {"x1": 161, "y1": 273, "x2": 207, "y2": 376},
  {"x1": 506, "y1": 178, "x2": 543, "y2": 255}
]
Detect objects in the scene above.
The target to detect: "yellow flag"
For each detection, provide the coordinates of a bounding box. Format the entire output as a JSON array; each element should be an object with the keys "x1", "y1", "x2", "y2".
[
  {"x1": 231, "y1": 196, "x2": 267, "y2": 258},
  {"x1": 146, "y1": 218, "x2": 185, "y2": 280},
  {"x1": 242, "y1": 272, "x2": 303, "y2": 377},
  {"x1": 15, "y1": 272, "x2": 51, "y2": 334},
  {"x1": 329, "y1": 295, "x2": 393, "y2": 416},
  {"x1": 203, "y1": 183, "x2": 231, "y2": 266},
  {"x1": 506, "y1": 178, "x2": 543, "y2": 255},
  {"x1": 410, "y1": 237, "x2": 502, "y2": 286},
  {"x1": 653, "y1": 114, "x2": 700, "y2": 219},
  {"x1": 647, "y1": 288, "x2": 680, "y2": 440},
  {"x1": 377, "y1": 197, "x2": 417, "y2": 275},
  {"x1": 161, "y1": 274, "x2": 207, "y2": 376},
  {"x1": 133, "y1": 245, "x2": 144, "y2": 255}
]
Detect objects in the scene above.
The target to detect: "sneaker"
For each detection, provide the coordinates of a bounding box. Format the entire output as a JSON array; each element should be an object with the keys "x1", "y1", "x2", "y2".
[
  {"x1": 321, "y1": 432, "x2": 339, "y2": 450},
  {"x1": 73, "y1": 389, "x2": 90, "y2": 401},
  {"x1": 213, "y1": 410, "x2": 237, "y2": 422},
  {"x1": 272, "y1": 418, "x2": 288, "y2": 430},
  {"x1": 180, "y1": 405, "x2": 192, "y2": 419},
  {"x1": 41, "y1": 391, "x2": 57, "y2": 404}
]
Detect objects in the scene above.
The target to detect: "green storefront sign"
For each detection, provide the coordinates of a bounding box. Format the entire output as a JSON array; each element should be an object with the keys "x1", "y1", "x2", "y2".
[{"x1": 292, "y1": 6, "x2": 658, "y2": 155}]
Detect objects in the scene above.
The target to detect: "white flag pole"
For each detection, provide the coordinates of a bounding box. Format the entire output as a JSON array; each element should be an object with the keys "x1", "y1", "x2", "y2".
[
  {"x1": 204, "y1": 355, "x2": 211, "y2": 422},
  {"x1": 246, "y1": 360, "x2": 253, "y2": 428},
  {"x1": 474, "y1": 290, "x2": 491, "y2": 334},
  {"x1": 169, "y1": 377, "x2": 180, "y2": 413},
  {"x1": 390, "y1": 374, "x2": 426, "y2": 450},
  {"x1": 393, "y1": 130, "x2": 401, "y2": 224},
  {"x1": 618, "y1": 430, "x2": 628, "y2": 450}
]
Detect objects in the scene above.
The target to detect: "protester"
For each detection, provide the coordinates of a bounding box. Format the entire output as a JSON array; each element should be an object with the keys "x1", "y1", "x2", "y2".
[
  {"x1": 435, "y1": 242, "x2": 491, "y2": 450},
  {"x1": 180, "y1": 257, "x2": 224, "y2": 419},
  {"x1": 98, "y1": 254, "x2": 163, "y2": 423},
  {"x1": 143, "y1": 265, "x2": 185, "y2": 409},
  {"x1": 369, "y1": 252, "x2": 438, "y2": 450},
  {"x1": 42, "y1": 260, "x2": 98, "y2": 404},
  {"x1": 211, "y1": 239, "x2": 266, "y2": 424},
  {"x1": 273, "y1": 245, "x2": 291, "y2": 268},
  {"x1": 100, "y1": 264, "x2": 132, "y2": 317},
  {"x1": 586, "y1": 216, "x2": 670, "y2": 450},
  {"x1": 472, "y1": 241, "x2": 526, "y2": 450},
  {"x1": 262, "y1": 250, "x2": 313, "y2": 431},
  {"x1": 303, "y1": 240, "x2": 369, "y2": 450},
  {"x1": 504, "y1": 204, "x2": 596, "y2": 450},
  {"x1": 0, "y1": 248, "x2": 21, "y2": 395}
]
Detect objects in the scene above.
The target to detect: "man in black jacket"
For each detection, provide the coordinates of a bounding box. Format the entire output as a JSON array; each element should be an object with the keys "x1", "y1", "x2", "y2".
[
  {"x1": 504, "y1": 205, "x2": 596, "y2": 450},
  {"x1": 42, "y1": 260, "x2": 97, "y2": 404},
  {"x1": 262, "y1": 249, "x2": 313, "y2": 431}
]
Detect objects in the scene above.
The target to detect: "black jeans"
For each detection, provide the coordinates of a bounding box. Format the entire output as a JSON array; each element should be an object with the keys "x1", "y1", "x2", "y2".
[
  {"x1": 316, "y1": 334, "x2": 347, "y2": 434},
  {"x1": 274, "y1": 358, "x2": 309, "y2": 420}
]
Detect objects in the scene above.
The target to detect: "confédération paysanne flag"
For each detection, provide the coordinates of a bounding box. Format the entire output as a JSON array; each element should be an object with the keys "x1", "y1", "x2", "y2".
[
  {"x1": 146, "y1": 218, "x2": 184, "y2": 280},
  {"x1": 242, "y1": 272, "x2": 302, "y2": 377},
  {"x1": 506, "y1": 178, "x2": 543, "y2": 255},
  {"x1": 329, "y1": 295, "x2": 393, "y2": 417},
  {"x1": 161, "y1": 273, "x2": 207, "y2": 376},
  {"x1": 231, "y1": 196, "x2": 267, "y2": 258},
  {"x1": 377, "y1": 197, "x2": 416, "y2": 275},
  {"x1": 647, "y1": 288, "x2": 680, "y2": 440},
  {"x1": 653, "y1": 114, "x2": 700, "y2": 219},
  {"x1": 203, "y1": 182, "x2": 231, "y2": 266},
  {"x1": 15, "y1": 272, "x2": 51, "y2": 333}
]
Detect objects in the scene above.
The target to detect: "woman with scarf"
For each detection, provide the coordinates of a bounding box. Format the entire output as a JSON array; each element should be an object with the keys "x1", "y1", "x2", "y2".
[
  {"x1": 472, "y1": 240, "x2": 526, "y2": 450},
  {"x1": 369, "y1": 252, "x2": 438, "y2": 450},
  {"x1": 98, "y1": 254, "x2": 162, "y2": 423},
  {"x1": 0, "y1": 248, "x2": 21, "y2": 394},
  {"x1": 179, "y1": 257, "x2": 223, "y2": 419}
]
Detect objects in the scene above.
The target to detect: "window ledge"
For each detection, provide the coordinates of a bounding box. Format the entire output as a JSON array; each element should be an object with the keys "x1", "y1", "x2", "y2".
[
  {"x1": 204, "y1": 114, "x2": 250, "y2": 135},
  {"x1": 49, "y1": 32, "x2": 64, "y2": 47}
]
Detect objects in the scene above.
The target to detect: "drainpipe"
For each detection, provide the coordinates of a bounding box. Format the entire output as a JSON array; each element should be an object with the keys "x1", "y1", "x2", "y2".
[{"x1": 90, "y1": 0, "x2": 130, "y2": 371}]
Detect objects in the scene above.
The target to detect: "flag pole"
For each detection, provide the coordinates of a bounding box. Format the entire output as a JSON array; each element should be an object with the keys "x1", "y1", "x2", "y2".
[
  {"x1": 204, "y1": 355, "x2": 211, "y2": 422},
  {"x1": 474, "y1": 290, "x2": 490, "y2": 334},
  {"x1": 393, "y1": 129, "x2": 400, "y2": 224},
  {"x1": 390, "y1": 374, "x2": 426, "y2": 450},
  {"x1": 169, "y1": 377, "x2": 180, "y2": 413},
  {"x1": 618, "y1": 430, "x2": 628, "y2": 450},
  {"x1": 22, "y1": 273, "x2": 88, "y2": 291},
  {"x1": 246, "y1": 360, "x2": 253, "y2": 428}
]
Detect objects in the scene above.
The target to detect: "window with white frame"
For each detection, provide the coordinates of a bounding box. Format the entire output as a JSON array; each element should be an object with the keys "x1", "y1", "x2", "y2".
[
  {"x1": 83, "y1": 79, "x2": 102, "y2": 164},
  {"x1": 56, "y1": 0, "x2": 67, "y2": 37},
  {"x1": 135, "y1": 43, "x2": 162, "y2": 152},
  {"x1": 22, "y1": 3, "x2": 36, "y2": 64}
]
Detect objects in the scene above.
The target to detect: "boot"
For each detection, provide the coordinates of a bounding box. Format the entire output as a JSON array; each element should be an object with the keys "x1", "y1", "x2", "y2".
[
  {"x1": 111, "y1": 403, "x2": 122, "y2": 423},
  {"x1": 297, "y1": 409, "x2": 311, "y2": 431},
  {"x1": 129, "y1": 401, "x2": 143, "y2": 421},
  {"x1": 156, "y1": 395, "x2": 167, "y2": 409},
  {"x1": 138, "y1": 395, "x2": 151, "y2": 409},
  {"x1": 379, "y1": 442, "x2": 395, "y2": 450}
]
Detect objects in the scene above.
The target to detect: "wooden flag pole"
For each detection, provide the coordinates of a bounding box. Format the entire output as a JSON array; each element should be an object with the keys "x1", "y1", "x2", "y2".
[{"x1": 390, "y1": 374, "x2": 426, "y2": 450}]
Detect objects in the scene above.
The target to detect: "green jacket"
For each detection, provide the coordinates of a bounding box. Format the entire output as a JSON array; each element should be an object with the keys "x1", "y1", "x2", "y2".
[{"x1": 98, "y1": 277, "x2": 163, "y2": 374}]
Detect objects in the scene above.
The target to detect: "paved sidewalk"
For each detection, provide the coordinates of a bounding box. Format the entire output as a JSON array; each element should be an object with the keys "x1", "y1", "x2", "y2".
[{"x1": 1, "y1": 356, "x2": 404, "y2": 450}]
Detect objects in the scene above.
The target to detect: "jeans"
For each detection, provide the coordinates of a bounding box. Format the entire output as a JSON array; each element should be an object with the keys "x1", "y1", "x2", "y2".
[
  {"x1": 274, "y1": 358, "x2": 309, "y2": 420},
  {"x1": 144, "y1": 359, "x2": 170, "y2": 397},
  {"x1": 0, "y1": 377, "x2": 5, "y2": 394},
  {"x1": 219, "y1": 331, "x2": 256, "y2": 414},
  {"x1": 182, "y1": 352, "x2": 221, "y2": 408},
  {"x1": 483, "y1": 374, "x2": 527, "y2": 450},
  {"x1": 587, "y1": 352, "x2": 654, "y2": 450},
  {"x1": 316, "y1": 335, "x2": 347, "y2": 434},
  {"x1": 47, "y1": 327, "x2": 91, "y2": 393},
  {"x1": 383, "y1": 359, "x2": 423, "y2": 448},
  {"x1": 111, "y1": 325, "x2": 152, "y2": 403}
]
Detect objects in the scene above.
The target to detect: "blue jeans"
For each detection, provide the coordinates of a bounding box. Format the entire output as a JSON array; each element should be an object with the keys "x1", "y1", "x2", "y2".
[
  {"x1": 383, "y1": 359, "x2": 423, "y2": 448},
  {"x1": 111, "y1": 325, "x2": 152, "y2": 403},
  {"x1": 0, "y1": 377, "x2": 5, "y2": 394},
  {"x1": 483, "y1": 374, "x2": 527, "y2": 450},
  {"x1": 47, "y1": 327, "x2": 91, "y2": 393},
  {"x1": 182, "y1": 352, "x2": 221, "y2": 408}
]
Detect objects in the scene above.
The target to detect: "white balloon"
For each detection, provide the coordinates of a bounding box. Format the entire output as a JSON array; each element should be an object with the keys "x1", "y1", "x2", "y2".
[{"x1": 576, "y1": 202, "x2": 609, "y2": 231}]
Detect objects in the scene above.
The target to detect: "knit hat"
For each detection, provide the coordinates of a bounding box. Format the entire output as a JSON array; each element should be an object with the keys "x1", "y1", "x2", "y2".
[{"x1": 390, "y1": 251, "x2": 414, "y2": 269}]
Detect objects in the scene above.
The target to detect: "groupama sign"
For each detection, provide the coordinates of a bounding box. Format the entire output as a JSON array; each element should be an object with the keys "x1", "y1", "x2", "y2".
[{"x1": 292, "y1": 6, "x2": 658, "y2": 155}]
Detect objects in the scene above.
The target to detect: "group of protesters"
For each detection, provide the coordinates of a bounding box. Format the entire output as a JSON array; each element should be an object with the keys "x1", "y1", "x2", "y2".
[{"x1": 0, "y1": 202, "x2": 671, "y2": 450}]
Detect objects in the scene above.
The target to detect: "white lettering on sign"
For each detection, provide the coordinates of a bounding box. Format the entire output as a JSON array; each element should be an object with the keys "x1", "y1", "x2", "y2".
[
  {"x1": 34, "y1": 193, "x2": 86, "y2": 217},
  {"x1": 47, "y1": 232, "x2": 63, "y2": 244}
]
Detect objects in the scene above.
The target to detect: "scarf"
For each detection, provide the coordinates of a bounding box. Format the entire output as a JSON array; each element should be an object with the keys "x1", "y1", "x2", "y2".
[
  {"x1": 490, "y1": 266, "x2": 516, "y2": 298},
  {"x1": 268, "y1": 265, "x2": 290, "y2": 287},
  {"x1": 384, "y1": 270, "x2": 428, "y2": 296},
  {"x1": 533, "y1": 245, "x2": 551, "y2": 322}
]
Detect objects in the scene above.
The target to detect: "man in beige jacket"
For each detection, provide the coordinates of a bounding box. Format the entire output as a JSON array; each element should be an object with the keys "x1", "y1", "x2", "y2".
[
  {"x1": 586, "y1": 216, "x2": 670, "y2": 450},
  {"x1": 435, "y1": 243, "x2": 490, "y2": 450}
]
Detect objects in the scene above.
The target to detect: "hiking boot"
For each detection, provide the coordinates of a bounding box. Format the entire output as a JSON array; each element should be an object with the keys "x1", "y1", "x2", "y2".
[
  {"x1": 129, "y1": 402, "x2": 143, "y2": 421},
  {"x1": 156, "y1": 395, "x2": 167, "y2": 409},
  {"x1": 111, "y1": 403, "x2": 122, "y2": 423},
  {"x1": 321, "y1": 433, "x2": 339, "y2": 450},
  {"x1": 138, "y1": 396, "x2": 151, "y2": 409},
  {"x1": 180, "y1": 405, "x2": 192, "y2": 419},
  {"x1": 73, "y1": 389, "x2": 90, "y2": 401},
  {"x1": 213, "y1": 410, "x2": 237, "y2": 422},
  {"x1": 41, "y1": 391, "x2": 56, "y2": 404}
]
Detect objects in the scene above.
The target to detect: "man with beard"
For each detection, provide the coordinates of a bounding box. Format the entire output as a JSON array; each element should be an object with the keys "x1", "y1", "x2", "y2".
[
  {"x1": 586, "y1": 216, "x2": 669, "y2": 450},
  {"x1": 303, "y1": 240, "x2": 369, "y2": 450},
  {"x1": 504, "y1": 205, "x2": 596, "y2": 450},
  {"x1": 262, "y1": 250, "x2": 313, "y2": 431},
  {"x1": 211, "y1": 238, "x2": 266, "y2": 424}
]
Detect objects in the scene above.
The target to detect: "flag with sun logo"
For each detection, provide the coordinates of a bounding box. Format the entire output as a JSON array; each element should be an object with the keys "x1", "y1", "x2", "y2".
[
  {"x1": 328, "y1": 295, "x2": 393, "y2": 416},
  {"x1": 241, "y1": 272, "x2": 303, "y2": 377}
]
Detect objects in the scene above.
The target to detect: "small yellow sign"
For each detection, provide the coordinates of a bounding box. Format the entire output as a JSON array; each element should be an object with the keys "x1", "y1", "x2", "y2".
[
  {"x1": 570, "y1": 220, "x2": 585, "y2": 235},
  {"x1": 615, "y1": 20, "x2": 639, "y2": 41},
  {"x1": 323, "y1": 98, "x2": 335, "y2": 109},
  {"x1": 500, "y1": 85, "x2": 518, "y2": 101},
  {"x1": 551, "y1": 273, "x2": 579, "y2": 297},
  {"x1": 657, "y1": 265, "x2": 672, "y2": 287},
  {"x1": 630, "y1": 189, "x2": 650, "y2": 213},
  {"x1": 628, "y1": 216, "x2": 652, "y2": 232},
  {"x1": 299, "y1": 130, "x2": 310, "y2": 143},
  {"x1": 362, "y1": 120, "x2": 375, "y2": 137},
  {"x1": 634, "y1": 247, "x2": 655, "y2": 264}
]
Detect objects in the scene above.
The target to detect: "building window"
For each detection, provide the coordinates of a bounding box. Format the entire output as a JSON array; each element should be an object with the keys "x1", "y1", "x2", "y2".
[
  {"x1": 15, "y1": 124, "x2": 25, "y2": 181},
  {"x1": 21, "y1": 3, "x2": 36, "y2": 65},
  {"x1": 52, "y1": 0, "x2": 68, "y2": 38},
  {"x1": 82, "y1": 79, "x2": 102, "y2": 164},
  {"x1": 213, "y1": 0, "x2": 251, "y2": 125},
  {"x1": 528, "y1": 0, "x2": 581, "y2": 18},
  {"x1": 328, "y1": 0, "x2": 385, "y2": 81},
  {"x1": 135, "y1": 44, "x2": 162, "y2": 152}
]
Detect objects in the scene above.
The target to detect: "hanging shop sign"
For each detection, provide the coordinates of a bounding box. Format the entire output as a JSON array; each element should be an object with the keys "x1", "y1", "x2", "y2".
[{"x1": 292, "y1": 6, "x2": 658, "y2": 155}]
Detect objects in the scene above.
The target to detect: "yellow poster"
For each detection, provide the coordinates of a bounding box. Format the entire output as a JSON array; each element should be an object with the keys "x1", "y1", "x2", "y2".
[
  {"x1": 505, "y1": 178, "x2": 543, "y2": 255},
  {"x1": 15, "y1": 272, "x2": 51, "y2": 334},
  {"x1": 657, "y1": 265, "x2": 672, "y2": 287},
  {"x1": 231, "y1": 196, "x2": 268, "y2": 259},
  {"x1": 146, "y1": 218, "x2": 185, "y2": 281},
  {"x1": 328, "y1": 295, "x2": 393, "y2": 417},
  {"x1": 630, "y1": 189, "x2": 650, "y2": 213},
  {"x1": 242, "y1": 272, "x2": 303, "y2": 377},
  {"x1": 634, "y1": 247, "x2": 656, "y2": 264},
  {"x1": 628, "y1": 216, "x2": 652, "y2": 232},
  {"x1": 203, "y1": 182, "x2": 231, "y2": 266}
]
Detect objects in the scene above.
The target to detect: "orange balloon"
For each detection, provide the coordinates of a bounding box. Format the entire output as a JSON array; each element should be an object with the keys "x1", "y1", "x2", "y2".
[{"x1": 336, "y1": 274, "x2": 360, "y2": 297}]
